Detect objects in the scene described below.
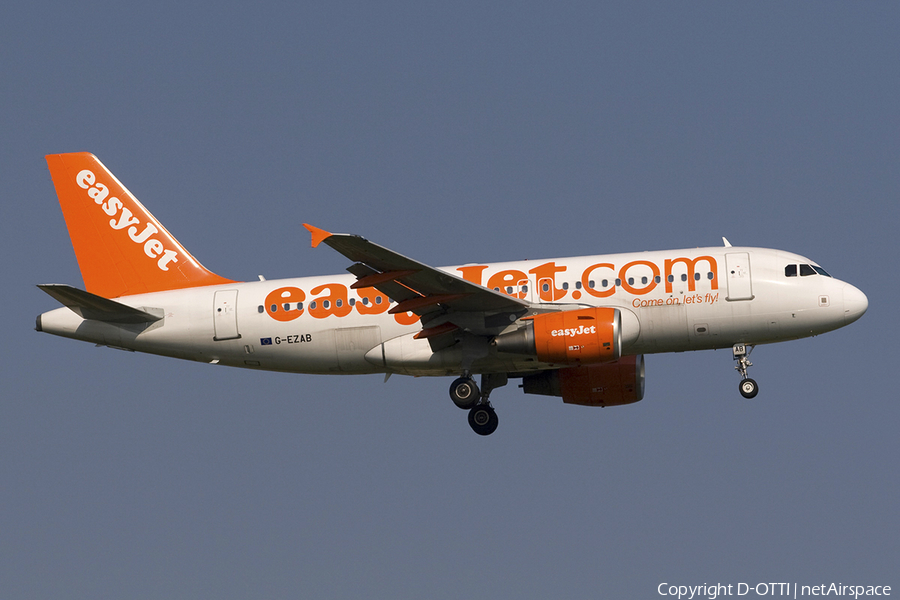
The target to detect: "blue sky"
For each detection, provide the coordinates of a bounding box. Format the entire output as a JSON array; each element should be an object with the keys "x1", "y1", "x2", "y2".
[{"x1": 2, "y1": 3, "x2": 897, "y2": 598}]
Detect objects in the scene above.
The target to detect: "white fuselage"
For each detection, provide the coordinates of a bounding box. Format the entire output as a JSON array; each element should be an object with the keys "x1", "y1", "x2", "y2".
[{"x1": 38, "y1": 246, "x2": 868, "y2": 377}]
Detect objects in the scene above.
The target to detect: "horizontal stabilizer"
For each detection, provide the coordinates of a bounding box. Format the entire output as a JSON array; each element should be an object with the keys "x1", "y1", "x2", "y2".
[{"x1": 38, "y1": 284, "x2": 162, "y2": 324}]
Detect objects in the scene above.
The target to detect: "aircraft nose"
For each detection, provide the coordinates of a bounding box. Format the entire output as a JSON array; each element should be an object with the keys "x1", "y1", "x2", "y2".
[{"x1": 842, "y1": 283, "x2": 868, "y2": 325}]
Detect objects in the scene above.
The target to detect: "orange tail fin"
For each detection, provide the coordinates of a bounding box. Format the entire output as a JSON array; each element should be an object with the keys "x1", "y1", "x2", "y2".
[{"x1": 46, "y1": 153, "x2": 235, "y2": 298}]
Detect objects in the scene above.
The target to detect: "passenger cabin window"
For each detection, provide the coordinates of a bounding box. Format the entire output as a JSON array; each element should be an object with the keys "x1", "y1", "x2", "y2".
[{"x1": 785, "y1": 265, "x2": 797, "y2": 277}]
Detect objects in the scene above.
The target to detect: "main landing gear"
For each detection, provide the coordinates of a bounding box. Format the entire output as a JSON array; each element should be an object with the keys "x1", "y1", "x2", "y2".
[
  {"x1": 449, "y1": 373, "x2": 507, "y2": 436},
  {"x1": 733, "y1": 344, "x2": 759, "y2": 399},
  {"x1": 468, "y1": 404, "x2": 499, "y2": 436}
]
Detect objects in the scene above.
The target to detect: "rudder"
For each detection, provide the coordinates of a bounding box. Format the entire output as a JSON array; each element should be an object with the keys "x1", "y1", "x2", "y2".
[{"x1": 46, "y1": 153, "x2": 234, "y2": 298}]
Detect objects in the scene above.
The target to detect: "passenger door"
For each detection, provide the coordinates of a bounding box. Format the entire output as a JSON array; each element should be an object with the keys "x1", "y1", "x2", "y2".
[{"x1": 725, "y1": 253, "x2": 754, "y2": 301}]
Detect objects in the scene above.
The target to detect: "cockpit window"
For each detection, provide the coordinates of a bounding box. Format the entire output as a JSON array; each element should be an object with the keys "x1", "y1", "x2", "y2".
[{"x1": 787, "y1": 263, "x2": 832, "y2": 278}]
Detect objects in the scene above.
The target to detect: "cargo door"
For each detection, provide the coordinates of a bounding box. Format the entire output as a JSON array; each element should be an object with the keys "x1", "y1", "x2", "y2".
[
  {"x1": 213, "y1": 289, "x2": 241, "y2": 340},
  {"x1": 725, "y1": 253, "x2": 754, "y2": 301}
]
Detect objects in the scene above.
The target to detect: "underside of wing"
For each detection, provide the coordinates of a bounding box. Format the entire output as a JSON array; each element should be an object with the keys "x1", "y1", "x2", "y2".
[{"x1": 303, "y1": 224, "x2": 529, "y2": 345}]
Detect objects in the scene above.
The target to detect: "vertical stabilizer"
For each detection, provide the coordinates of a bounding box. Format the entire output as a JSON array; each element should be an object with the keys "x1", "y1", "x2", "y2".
[{"x1": 46, "y1": 153, "x2": 235, "y2": 298}]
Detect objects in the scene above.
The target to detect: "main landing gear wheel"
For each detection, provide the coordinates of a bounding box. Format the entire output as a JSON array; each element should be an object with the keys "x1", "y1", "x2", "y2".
[
  {"x1": 468, "y1": 404, "x2": 499, "y2": 436},
  {"x1": 739, "y1": 378, "x2": 759, "y2": 399},
  {"x1": 451, "y1": 373, "x2": 507, "y2": 434},
  {"x1": 449, "y1": 377, "x2": 480, "y2": 410}
]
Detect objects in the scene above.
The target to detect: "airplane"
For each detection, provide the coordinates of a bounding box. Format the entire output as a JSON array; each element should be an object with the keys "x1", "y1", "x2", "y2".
[{"x1": 36, "y1": 152, "x2": 869, "y2": 435}]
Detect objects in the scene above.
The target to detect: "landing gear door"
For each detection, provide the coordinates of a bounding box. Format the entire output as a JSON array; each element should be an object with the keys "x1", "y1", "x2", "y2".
[
  {"x1": 725, "y1": 253, "x2": 754, "y2": 301},
  {"x1": 213, "y1": 289, "x2": 241, "y2": 341}
]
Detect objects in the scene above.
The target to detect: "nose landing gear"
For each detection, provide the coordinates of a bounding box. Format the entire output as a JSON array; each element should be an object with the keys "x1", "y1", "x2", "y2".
[
  {"x1": 449, "y1": 373, "x2": 506, "y2": 435},
  {"x1": 733, "y1": 344, "x2": 758, "y2": 398}
]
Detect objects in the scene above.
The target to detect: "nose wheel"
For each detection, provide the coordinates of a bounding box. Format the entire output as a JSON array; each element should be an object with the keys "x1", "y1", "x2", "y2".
[
  {"x1": 739, "y1": 378, "x2": 759, "y2": 398},
  {"x1": 733, "y1": 344, "x2": 759, "y2": 398}
]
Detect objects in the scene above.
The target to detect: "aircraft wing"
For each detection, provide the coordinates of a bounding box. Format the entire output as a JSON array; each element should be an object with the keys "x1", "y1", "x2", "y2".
[{"x1": 303, "y1": 224, "x2": 529, "y2": 335}]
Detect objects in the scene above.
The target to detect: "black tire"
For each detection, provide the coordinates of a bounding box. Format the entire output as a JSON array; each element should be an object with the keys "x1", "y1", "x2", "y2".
[
  {"x1": 739, "y1": 378, "x2": 759, "y2": 399},
  {"x1": 450, "y1": 377, "x2": 480, "y2": 410},
  {"x1": 468, "y1": 405, "x2": 499, "y2": 436}
]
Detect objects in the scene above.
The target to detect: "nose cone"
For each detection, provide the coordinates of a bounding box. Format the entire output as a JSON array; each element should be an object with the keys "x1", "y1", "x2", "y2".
[{"x1": 842, "y1": 284, "x2": 868, "y2": 325}]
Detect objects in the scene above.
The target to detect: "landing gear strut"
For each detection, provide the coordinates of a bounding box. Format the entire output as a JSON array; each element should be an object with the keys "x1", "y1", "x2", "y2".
[
  {"x1": 733, "y1": 344, "x2": 759, "y2": 399},
  {"x1": 449, "y1": 373, "x2": 507, "y2": 435}
]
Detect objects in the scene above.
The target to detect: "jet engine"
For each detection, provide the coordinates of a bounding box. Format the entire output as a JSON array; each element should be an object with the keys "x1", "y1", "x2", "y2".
[
  {"x1": 521, "y1": 355, "x2": 645, "y2": 407},
  {"x1": 492, "y1": 307, "x2": 622, "y2": 365}
]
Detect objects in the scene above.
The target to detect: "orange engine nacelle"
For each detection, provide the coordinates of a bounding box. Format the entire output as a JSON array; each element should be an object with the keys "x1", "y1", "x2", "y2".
[
  {"x1": 492, "y1": 307, "x2": 621, "y2": 365},
  {"x1": 521, "y1": 355, "x2": 645, "y2": 407}
]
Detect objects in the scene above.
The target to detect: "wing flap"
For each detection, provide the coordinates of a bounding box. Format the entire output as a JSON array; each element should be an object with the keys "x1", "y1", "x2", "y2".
[
  {"x1": 350, "y1": 269, "x2": 418, "y2": 290},
  {"x1": 389, "y1": 293, "x2": 468, "y2": 315}
]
